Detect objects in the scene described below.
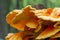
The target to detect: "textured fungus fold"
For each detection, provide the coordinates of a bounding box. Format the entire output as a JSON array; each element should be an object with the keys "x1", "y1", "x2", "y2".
[{"x1": 6, "y1": 5, "x2": 60, "y2": 40}]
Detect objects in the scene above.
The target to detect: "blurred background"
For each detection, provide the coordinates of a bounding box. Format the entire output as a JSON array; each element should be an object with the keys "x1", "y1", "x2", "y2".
[{"x1": 0, "y1": 0, "x2": 60, "y2": 40}]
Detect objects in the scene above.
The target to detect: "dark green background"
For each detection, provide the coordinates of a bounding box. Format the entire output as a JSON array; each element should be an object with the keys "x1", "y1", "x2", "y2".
[{"x1": 0, "y1": 0, "x2": 60, "y2": 39}]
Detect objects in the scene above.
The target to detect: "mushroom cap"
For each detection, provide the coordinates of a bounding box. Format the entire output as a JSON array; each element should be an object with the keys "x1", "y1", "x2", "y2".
[
  {"x1": 5, "y1": 32, "x2": 24, "y2": 40},
  {"x1": 34, "y1": 8, "x2": 60, "y2": 22},
  {"x1": 6, "y1": 5, "x2": 38, "y2": 31},
  {"x1": 36, "y1": 26, "x2": 60, "y2": 39},
  {"x1": 6, "y1": 10, "x2": 26, "y2": 31}
]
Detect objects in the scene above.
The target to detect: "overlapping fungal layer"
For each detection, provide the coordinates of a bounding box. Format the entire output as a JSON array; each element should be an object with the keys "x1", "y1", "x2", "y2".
[{"x1": 6, "y1": 5, "x2": 60, "y2": 40}]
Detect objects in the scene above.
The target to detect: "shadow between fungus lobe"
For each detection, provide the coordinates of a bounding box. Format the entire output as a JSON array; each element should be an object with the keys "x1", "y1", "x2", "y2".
[
  {"x1": 23, "y1": 31, "x2": 36, "y2": 40},
  {"x1": 34, "y1": 20, "x2": 57, "y2": 39},
  {"x1": 23, "y1": 19, "x2": 57, "y2": 40},
  {"x1": 23, "y1": 26, "x2": 37, "y2": 40},
  {"x1": 48, "y1": 38, "x2": 59, "y2": 40}
]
